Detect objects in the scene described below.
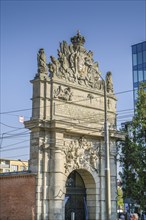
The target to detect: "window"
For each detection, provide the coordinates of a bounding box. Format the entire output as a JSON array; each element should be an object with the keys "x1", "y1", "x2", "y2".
[
  {"x1": 133, "y1": 70, "x2": 138, "y2": 83},
  {"x1": 143, "y1": 50, "x2": 146, "y2": 63},
  {"x1": 137, "y1": 43, "x2": 142, "y2": 52},
  {"x1": 134, "y1": 88, "x2": 138, "y2": 101},
  {"x1": 138, "y1": 70, "x2": 143, "y2": 82},
  {"x1": 144, "y1": 70, "x2": 146, "y2": 80},
  {"x1": 11, "y1": 165, "x2": 18, "y2": 172},
  {"x1": 1, "y1": 161, "x2": 8, "y2": 165},
  {"x1": 20, "y1": 166, "x2": 25, "y2": 171},
  {"x1": 4, "y1": 169, "x2": 10, "y2": 173},
  {"x1": 142, "y1": 41, "x2": 146, "y2": 50},
  {"x1": 138, "y1": 52, "x2": 142, "y2": 64},
  {"x1": 132, "y1": 45, "x2": 137, "y2": 53},
  {"x1": 132, "y1": 54, "x2": 137, "y2": 66},
  {"x1": 20, "y1": 166, "x2": 27, "y2": 171}
]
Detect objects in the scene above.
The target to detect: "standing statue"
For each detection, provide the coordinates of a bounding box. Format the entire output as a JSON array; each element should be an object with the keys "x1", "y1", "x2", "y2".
[
  {"x1": 106, "y1": 71, "x2": 114, "y2": 93},
  {"x1": 37, "y1": 48, "x2": 48, "y2": 73},
  {"x1": 48, "y1": 56, "x2": 60, "y2": 76}
]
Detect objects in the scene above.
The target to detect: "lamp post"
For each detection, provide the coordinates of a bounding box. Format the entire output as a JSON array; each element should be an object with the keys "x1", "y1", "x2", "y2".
[{"x1": 100, "y1": 75, "x2": 111, "y2": 220}]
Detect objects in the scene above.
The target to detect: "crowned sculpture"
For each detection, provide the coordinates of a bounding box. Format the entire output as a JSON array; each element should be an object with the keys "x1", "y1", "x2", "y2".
[
  {"x1": 36, "y1": 32, "x2": 114, "y2": 94},
  {"x1": 70, "y1": 30, "x2": 85, "y2": 48},
  {"x1": 48, "y1": 31, "x2": 106, "y2": 91}
]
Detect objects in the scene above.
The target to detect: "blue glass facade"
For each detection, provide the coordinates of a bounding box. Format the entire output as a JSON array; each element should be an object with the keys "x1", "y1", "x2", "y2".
[{"x1": 132, "y1": 41, "x2": 146, "y2": 106}]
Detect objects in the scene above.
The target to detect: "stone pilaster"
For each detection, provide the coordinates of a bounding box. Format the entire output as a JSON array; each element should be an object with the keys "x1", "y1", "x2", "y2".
[
  {"x1": 31, "y1": 75, "x2": 50, "y2": 120},
  {"x1": 48, "y1": 132, "x2": 65, "y2": 220}
]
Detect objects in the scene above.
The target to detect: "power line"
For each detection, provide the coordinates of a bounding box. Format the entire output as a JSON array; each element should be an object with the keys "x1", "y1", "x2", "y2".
[
  {"x1": 0, "y1": 88, "x2": 136, "y2": 116},
  {"x1": 0, "y1": 109, "x2": 134, "y2": 140},
  {"x1": 0, "y1": 108, "x2": 134, "y2": 129},
  {"x1": 0, "y1": 146, "x2": 29, "y2": 152},
  {"x1": 0, "y1": 89, "x2": 135, "y2": 151},
  {"x1": 0, "y1": 131, "x2": 30, "y2": 139},
  {"x1": 0, "y1": 110, "x2": 134, "y2": 142},
  {"x1": 0, "y1": 124, "x2": 38, "y2": 139},
  {"x1": 115, "y1": 89, "x2": 134, "y2": 95},
  {"x1": 1, "y1": 140, "x2": 29, "y2": 149},
  {"x1": 0, "y1": 154, "x2": 29, "y2": 159},
  {"x1": 0, "y1": 122, "x2": 26, "y2": 129},
  {"x1": 0, "y1": 106, "x2": 134, "y2": 129},
  {"x1": 117, "y1": 108, "x2": 134, "y2": 113}
]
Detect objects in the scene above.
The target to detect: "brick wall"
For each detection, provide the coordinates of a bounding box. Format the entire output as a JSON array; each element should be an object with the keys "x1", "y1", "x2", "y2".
[{"x1": 0, "y1": 173, "x2": 36, "y2": 220}]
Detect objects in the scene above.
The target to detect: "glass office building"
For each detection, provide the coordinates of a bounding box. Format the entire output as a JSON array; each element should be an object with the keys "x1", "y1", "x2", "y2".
[{"x1": 132, "y1": 41, "x2": 146, "y2": 107}]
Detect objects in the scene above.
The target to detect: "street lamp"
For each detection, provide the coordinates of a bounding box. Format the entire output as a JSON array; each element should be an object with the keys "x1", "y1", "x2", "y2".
[{"x1": 100, "y1": 74, "x2": 111, "y2": 220}]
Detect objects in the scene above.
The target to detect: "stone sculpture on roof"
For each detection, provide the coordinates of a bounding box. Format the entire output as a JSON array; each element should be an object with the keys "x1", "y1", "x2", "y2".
[
  {"x1": 37, "y1": 48, "x2": 48, "y2": 74},
  {"x1": 106, "y1": 71, "x2": 114, "y2": 93},
  {"x1": 48, "y1": 31, "x2": 109, "y2": 91}
]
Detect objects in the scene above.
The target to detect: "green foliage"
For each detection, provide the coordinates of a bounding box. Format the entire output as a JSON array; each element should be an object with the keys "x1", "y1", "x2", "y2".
[
  {"x1": 117, "y1": 186, "x2": 124, "y2": 209},
  {"x1": 118, "y1": 82, "x2": 146, "y2": 209}
]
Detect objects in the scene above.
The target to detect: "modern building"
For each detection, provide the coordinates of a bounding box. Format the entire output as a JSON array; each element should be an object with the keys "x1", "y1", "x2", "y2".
[
  {"x1": 0, "y1": 158, "x2": 28, "y2": 173},
  {"x1": 132, "y1": 41, "x2": 146, "y2": 107}
]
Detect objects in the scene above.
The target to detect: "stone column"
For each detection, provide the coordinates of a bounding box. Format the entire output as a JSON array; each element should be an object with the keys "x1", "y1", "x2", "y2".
[
  {"x1": 48, "y1": 132, "x2": 66, "y2": 220},
  {"x1": 110, "y1": 140, "x2": 117, "y2": 220},
  {"x1": 99, "y1": 141, "x2": 106, "y2": 220}
]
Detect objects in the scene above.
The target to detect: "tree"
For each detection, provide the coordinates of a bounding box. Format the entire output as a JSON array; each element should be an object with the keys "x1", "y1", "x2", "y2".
[
  {"x1": 118, "y1": 82, "x2": 146, "y2": 209},
  {"x1": 117, "y1": 184, "x2": 124, "y2": 210}
]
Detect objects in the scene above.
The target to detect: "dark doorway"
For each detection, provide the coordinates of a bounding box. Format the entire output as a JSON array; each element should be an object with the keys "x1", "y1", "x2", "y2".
[{"x1": 65, "y1": 171, "x2": 87, "y2": 220}]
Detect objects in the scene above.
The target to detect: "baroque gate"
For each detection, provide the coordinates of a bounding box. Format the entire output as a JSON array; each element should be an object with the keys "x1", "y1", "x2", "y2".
[{"x1": 25, "y1": 32, "x2": 122, "y2": 220}]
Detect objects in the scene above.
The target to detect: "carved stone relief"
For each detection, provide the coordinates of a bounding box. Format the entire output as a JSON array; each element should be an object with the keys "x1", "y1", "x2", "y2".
[
  {"x1": 87, "y1": 94, "x2": 94, "y2": 103},
  {"x1": 54, "y1": 85, "x2": 73, "y2": 101},
  {"x1": 63, "y1": 137, "x2": 100, "y2": 173},
  {"x1": 48, "y1": 32, "x2": 113, "y2": 92}
]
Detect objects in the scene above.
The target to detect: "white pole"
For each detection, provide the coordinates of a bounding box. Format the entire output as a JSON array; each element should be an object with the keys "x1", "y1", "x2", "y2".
[
  {"x1": 71, "y1": 212, "x2": 75, "y2": 220},
  {"x1": 104, "y1": 80, "x2": 111, "y2": 220}
]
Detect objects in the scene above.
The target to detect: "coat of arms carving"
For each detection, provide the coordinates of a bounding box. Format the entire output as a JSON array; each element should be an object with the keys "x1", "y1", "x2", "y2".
[
  {"x1": 63, "y1": 137, "x2": 100, "y2": 173},
  {"x1": 48, "y1": 31, "x2": 103, "y2": 89}
]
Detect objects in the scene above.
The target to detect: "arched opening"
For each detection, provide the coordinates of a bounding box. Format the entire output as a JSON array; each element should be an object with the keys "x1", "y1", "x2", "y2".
[{"x1": 65, "y1": 170, "x2": 87, "y2": 220}]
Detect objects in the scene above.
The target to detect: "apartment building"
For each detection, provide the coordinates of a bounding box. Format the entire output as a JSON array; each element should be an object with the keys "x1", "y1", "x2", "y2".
[{"x1": 0, "y1": 158, "x2": 28, "y2": 173}]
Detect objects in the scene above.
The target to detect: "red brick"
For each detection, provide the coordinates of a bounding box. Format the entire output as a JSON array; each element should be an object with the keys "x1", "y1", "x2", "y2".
[{"x1": 0, "y1": 174, "x2": 36, "y2": 220}]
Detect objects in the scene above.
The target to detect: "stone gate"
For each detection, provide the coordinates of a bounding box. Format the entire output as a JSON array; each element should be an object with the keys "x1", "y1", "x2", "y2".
[{"x1": 25, "y1": 32, "x2": 122, "y2": 220}]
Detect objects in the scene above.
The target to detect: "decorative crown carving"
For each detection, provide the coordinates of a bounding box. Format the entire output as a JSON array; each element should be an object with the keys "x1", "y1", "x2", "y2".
[
  {"x1": 47, "y1": 32, "x2": 114, "y2": 94},
  {"x1": 70, "y1": 30, "x2": 85, "y2": 47}
]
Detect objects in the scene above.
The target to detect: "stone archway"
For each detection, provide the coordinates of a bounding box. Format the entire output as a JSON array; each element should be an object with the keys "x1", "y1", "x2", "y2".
[
  {"x1": 25, "y1": 32, "x2": 122, "y2": 219},
  {"x1": 65, "y1": 169, "x2": 96, "y2": 220}
]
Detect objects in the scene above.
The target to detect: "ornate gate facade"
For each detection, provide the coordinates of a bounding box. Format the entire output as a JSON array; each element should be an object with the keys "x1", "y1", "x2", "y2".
[{"x1": 25, "y1": 32, "x2": 123, "y2": 220}]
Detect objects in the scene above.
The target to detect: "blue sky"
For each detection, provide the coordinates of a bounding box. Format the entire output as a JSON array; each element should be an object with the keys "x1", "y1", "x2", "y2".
[{"x1": 0, "y1": 0, "x2": 146, "y2": 160}]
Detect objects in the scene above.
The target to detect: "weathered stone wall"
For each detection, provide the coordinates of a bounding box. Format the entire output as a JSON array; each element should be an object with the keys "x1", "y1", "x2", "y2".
[{"x1": 52, "y1": 80, "x2": 116, "y2": 129}]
